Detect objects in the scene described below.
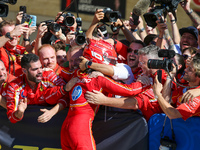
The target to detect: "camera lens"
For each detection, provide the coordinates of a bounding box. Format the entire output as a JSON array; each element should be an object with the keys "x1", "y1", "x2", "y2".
[
  {"x1": 147, "y1": 59, "x2": 165, "y2": 70},
  {"x1": 63, "y1": 17, "x2": 74, "y2": 26}
]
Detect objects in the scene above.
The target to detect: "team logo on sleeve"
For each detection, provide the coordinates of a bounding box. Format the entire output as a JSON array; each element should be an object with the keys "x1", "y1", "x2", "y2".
[
  {"x1": 71, "y1": 85, "x2": 82, "y2": 101},
  {"x1": 21, "y1": 90, "x2": 27, "y2": 98}
]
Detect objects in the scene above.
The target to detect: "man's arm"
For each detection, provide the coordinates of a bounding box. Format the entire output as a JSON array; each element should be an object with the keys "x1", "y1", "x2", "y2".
[
  {"x1": 153, "y1": 75, "x2": 182, "y2": 119},
  {"x1": 0, "y1": 95, "x2": 7, "y2": 109},
  {"x1": 85, "y1": 90, "x2": 138, "y2": 109}
]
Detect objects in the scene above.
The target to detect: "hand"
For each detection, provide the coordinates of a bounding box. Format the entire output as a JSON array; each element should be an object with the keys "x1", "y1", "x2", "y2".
[
  {"x1": 156, "y1": 18, "x2": 167, "y2": 33},
  {"x1": 29, "y1": 26, "x2": 37, "y2": 36},
  {"x1": 64, "y1": 77, "x2": 79, "y2": 91},
  {"x1": 123, "y1": 20, "x2": 131, "y2": 30},
  {"x1": 16, "y1": 11, "x2": 23, "y2": 24},
  {"x1": 88, "y1": 71, "x2": 104, "y2": 78},
  {"x1": 113, "y1": 18, "x2": 123, "y2": 28},
  {"x1": 55, "y1": 12, "x2": 65, "y2": 23},
  {"x1": 10, "y1": 23, "x2": 29, "y2": 37},
  {"x1": 137, "y1": 75, "x2": 151, "y2": 86},
  {"x1": 18, "y1": 98, "x2": 27, "y2": 113},
  {"x1": 37, "y1": 108, "x2": 53, "y2": 123},
  {"x1": 79, "y1": 56, "x2": 88, "y2": 71},
  {"x1": 117, "y1": 54, "x2": 126, "y2": 61},
  {"x1": 182, "y1": 88, "x2": 200, "y2": 104},
  {"x1": 85, "y1": 90, "x2": 106, "y2": 105},
  {"x1": 180, "y1": 0, "x2": 191, "y2": 11},
  {"x1": 92, "y1": 9, "x2": 104, "y2": 24},
  {"x1": 37, "y1": 22, "x2": 48, "y2": 38},
  {"x1": 153, "y1": 75, "x2": 163, "y2": 96},
  {"x1": 66, "y1": 31, "x2": 76, "y2": 45}
]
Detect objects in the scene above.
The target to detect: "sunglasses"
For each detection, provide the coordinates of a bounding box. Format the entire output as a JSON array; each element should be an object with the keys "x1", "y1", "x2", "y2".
[
  {"x1": 182, "y1": 54, "x2": 191, "y2": 60},
  {"x1": 127, "y1": 48, "x2": 139, "y2": 55}
]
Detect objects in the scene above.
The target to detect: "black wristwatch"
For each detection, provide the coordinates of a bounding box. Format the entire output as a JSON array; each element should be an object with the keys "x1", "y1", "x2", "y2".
[{"x1": 5, "y1": 32, "x2": 14, "y2": 40}]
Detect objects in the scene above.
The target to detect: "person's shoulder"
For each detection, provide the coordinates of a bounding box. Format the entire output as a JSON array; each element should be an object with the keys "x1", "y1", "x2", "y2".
[{"x1": 7, "y1": 74, "x2": 24, "y2": 88}]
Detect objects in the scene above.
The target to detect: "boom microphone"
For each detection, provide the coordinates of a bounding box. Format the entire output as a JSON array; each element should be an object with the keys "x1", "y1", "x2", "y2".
[{"x1": 132, "y1": 0, "x2": 151, "y2": 16}]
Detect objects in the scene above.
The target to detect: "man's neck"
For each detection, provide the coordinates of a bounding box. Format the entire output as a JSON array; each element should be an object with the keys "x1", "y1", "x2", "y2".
[{"x1": 27, "y1": 80, "x2": 37, "y2": 90}]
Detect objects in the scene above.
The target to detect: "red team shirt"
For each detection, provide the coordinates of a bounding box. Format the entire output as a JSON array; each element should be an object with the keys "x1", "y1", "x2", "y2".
[
  {"x1": 61, "y1": 69, "x2": 150, "y2": 150},
  {"x1": 5, "y1": 69, "x2": 68, "y2": 123}
]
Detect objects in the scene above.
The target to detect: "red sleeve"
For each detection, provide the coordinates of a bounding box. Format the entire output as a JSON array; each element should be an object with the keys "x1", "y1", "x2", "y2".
[
  {"x1": 6, "y1": 82, "x2": 23, "y2": 123},
  {"x1": 177, "y1": 96, "x2": 200, "y2": 120},
  {"x1": 0, "y1": 48, "x2": 9, "y2": 73},
  {"x1": 98, "y1": 76, "x2": 150, "y2": 96},
  {"x1": 114, "y1": 40, "x2": 128, "y2": 59}
]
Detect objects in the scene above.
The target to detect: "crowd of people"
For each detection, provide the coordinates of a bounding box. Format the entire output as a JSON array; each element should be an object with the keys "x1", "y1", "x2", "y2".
[{"x1": 0, "y1": 0, "x2": 200, "y2": 149}]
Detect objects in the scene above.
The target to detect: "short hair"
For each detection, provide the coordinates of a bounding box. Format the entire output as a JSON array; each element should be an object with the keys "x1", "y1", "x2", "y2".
[
  {"x1": 53, "y1": 41, "x2": 66, "y2": 52},
  {"x1": 192, "y1": 53, "x2": 200, "y2": 78},
  {"x1": 38, "y1": 44, "x2": 56, "y2": 56},
  {"x1": 175, "y1": 53, "x2": 185, "y2": 75},
  {"x1": 21, "y1": 54, "x2": 39, "y2": 69},
  {"x1": 138, "y1": 44, "x2": 161, "y2": 59},
  {"x1": 144, "y1": 34, "x2": 158, "y2": 46},
  {"x1": 0, "y1": 19, "x2": 15, "y2": 34},
  {"x1": 182, "y1": 47, "x2": 198, "y2": 55}
]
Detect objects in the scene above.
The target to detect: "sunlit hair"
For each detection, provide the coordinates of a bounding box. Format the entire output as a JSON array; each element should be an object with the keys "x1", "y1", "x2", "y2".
[
  {"x1": 0, "y1": 19, "x2": 15, "y2": 34},
  {"x1": 182, "y1": 47, "x2": 198, "y2": 55},
  {"x1": 138, "y1": 44, "x2": 161, "y2": 60},
  {"x1": 191, "y1": 53, "x2": 200, "y2": 78},
  {"x1": 38, "y1": 44, "x2": 56, "y2": 56}
]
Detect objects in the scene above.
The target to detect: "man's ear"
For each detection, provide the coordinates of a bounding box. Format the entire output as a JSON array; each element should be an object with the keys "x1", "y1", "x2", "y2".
[{"x1": 22, "y1": 68, "x2": 27, "y2": 74}]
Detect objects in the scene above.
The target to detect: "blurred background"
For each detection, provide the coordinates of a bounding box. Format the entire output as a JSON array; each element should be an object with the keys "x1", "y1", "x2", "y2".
[{"x1": 4, "y1": 0, "x2": 200, "y2": 40}]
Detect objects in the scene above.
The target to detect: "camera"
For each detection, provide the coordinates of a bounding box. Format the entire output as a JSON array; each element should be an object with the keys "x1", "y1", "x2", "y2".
[
  {"x1": 160, "y1": 136, "x2": 177, "y2": 150},
  {"x1": 75, "y1": 29, "x2": 86, "y2": 45},
  {"x1": 42, "y1": 20, "x2": 61, "y2": 32},
  {"x1": 101, "y1": 8, "x2": 121, "y2": 23},
  {"x1": 0, "y1": 0, "x2": 17, "y2": 17},
  {"x1": 148, "y1": 49, "x2": 175, "y2": 72},
  {"x1": 61, "y1": 12, "x2": 75, "y2": 27},
  {"x1": 143, "y1": 0, "x2": 182, "y2": 28}
]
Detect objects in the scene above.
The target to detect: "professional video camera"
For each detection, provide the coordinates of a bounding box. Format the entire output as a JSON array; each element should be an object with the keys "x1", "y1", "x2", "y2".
[
  {"x1": 42, "y1": 20, "x2": 61, "y2": 32},
  {"x1": 160, "y1": 136, "x2": 177, "y2": 150},
  {"x1": 0, "y1": 0, "x2": 17, "y2": 17},
  {"x1": 61, "y1": 12, "x2": 75, "y2": 27},
  {"x1": 74, "y1": 17, "x2": 86, "y2": 45},
  {"x1": 143, "y1": 0, "x2": 182, "y2": 28},
  {"x1": 101, "y1": 7, "x2": 121, "y2": 23},
  {"x1": 148, "y1": 49, "x2": 175, "y2": 72}
]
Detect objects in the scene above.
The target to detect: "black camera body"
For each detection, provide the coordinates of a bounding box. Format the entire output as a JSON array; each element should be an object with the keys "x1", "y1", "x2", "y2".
[
  {"x1": 0, "y1": 0, "x2": 17, "y2": 17},
  {"x1": 143, "y1": 0, "x2": 182, "y2": 28},
  {"x1": 148, "y1": 49, "x2": 175, "y2": 72},
  {"x1": 160, "y1": 136, "x2": 177, "y2": 150},
  {"x1": 101, "y1": 8, "x2": 121, "y2": 23},
  {"x1": 43, "y1": 20, "x2": 61, "y2": 32},
  {"x1": 75, "y1": 29, "x2": 86, "y2": 45},
  {"x1": 61, "y1": 12, "x2": 75, "y2": 27}
]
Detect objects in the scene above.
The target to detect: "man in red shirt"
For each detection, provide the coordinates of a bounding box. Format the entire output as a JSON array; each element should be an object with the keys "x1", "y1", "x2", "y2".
[
  {"x1": 0, "y1": 20, "x2": 29, "y2": 76},
  {"x1": 5, "y1": 54, "x2": 72, "y2": 123},
  {"x1": 153, "y1": 53, "x2": 200, "y2": 120},
  {"x1": 0, "y1": 60, "x2": 16, "y2": 108}
]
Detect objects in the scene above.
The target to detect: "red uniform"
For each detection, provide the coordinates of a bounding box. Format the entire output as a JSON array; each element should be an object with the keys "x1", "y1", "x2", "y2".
[
  {"x1": 61, "y1": 69, "x2": 150, "y2": 150},
  {"x1": 60, "y1": 67, "x2": 75, "y2": 82},
  {"x1": 0, "y1": 73, "x2": 16, "y2": 95},
  {"x1": 172, "y1": 85, "x2": 200, "y2": 120},
  {"x1": 0, "y1": 45, "x2": 28, "y2": 77},
  {"x1": 54, "y1": 63, "x2": 63, "y2": 75},
  {"x1": 132, "y1": 67, "x2": 143, "y2": 82},
  {"x1": 5, "y1": 69, "x2": 68, "y2": 123}
]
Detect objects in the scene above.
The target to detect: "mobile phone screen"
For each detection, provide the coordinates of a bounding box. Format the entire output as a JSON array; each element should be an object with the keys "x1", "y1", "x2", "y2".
[{"x1": 30, "y1": 15, "x2": 37, "y2": 27}]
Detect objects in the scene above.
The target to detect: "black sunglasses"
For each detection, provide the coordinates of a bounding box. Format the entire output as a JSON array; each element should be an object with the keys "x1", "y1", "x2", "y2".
[
  {"x1": 127, "y1": 48, "x2": 138, "y2": 55},
  {"x1": 182, "y1": 54, "x2": 190, "y2": 60}
]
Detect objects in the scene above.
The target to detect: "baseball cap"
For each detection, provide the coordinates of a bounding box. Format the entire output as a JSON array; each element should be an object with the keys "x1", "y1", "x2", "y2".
[{"x1": 179, "y1": 26, "x2": 198, "y2": 40}]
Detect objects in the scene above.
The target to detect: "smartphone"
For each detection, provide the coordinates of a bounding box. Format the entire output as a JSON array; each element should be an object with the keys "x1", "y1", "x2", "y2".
[
  {"x1": 132, "y1": 12, "x2": 139, "y2": 25},
  {"x1": 30, "y1": 15, "x2": 37, "y2": 27},
  {"x1": 19, "y1": 6, "x2": 26, "y2": 13},
  {"x1": 157, "y1": 69, "x2": 162, "y2": 83}
]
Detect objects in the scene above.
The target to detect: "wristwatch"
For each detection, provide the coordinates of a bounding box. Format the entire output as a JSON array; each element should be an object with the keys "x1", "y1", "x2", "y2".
[{"x1": 5, "y1": 32, "x2": 14, "y2": 40}]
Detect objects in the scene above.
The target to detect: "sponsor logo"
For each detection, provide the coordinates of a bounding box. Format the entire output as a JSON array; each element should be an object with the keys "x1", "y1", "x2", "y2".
[{"x1": 72, "y1": 85, "x2": 82, "y2": 101}]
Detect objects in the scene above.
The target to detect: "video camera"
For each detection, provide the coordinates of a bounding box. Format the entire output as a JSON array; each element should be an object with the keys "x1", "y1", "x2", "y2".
[
  {"x1": 148, "y1": 49, "x2": 175, "y2": 72},
  {"x1": 0, "y1": 0, "x2": 17, "y2": 17},
  {"x1": 101, "y1": 8, "x2": 121, "y2": 23},
  {"x1": 74, "y1": 17, "x2": 86, "y2": 45},
  {"x1": 42, "y1": 20, "x2": 61, "y2": 33},
  {"x1": 160, "y1": 136, "x2": 177, "y2": 150},
  {"x1": 143, "y1": 0, "x2": 182, "y2": 28}
]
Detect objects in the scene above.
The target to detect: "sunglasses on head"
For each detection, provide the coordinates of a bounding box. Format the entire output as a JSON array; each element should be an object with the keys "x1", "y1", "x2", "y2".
[{"x1": 127, "y1": 48, "x2": 138, "y2": 55}]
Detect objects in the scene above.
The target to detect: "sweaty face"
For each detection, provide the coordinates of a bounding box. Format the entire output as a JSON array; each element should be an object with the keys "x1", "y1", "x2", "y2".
[
  {"x1": 180, "y1": 33, "x2": 198, "y2": 50},
  {"x1": 67, "y1": 48, "x2": 83, "y2": 71},
  {"x1": 138, "y1": 54, "x2": 153, "y2": 76},
  {"x1": 2, "y1": 25, "x2": 18, "y2": 48},
  {"x1": 0, "y1": 61, "x2": 7, "y2": 84},
  {"x1": 127, "y1": 43, "x2": 143, "y2": 69},
  {"x1": 26, "y1": 61, "x2": 43, "y2": 84},
  {"x1": 56, "y1": 50, "x2": 67, "y2": 67},
  {"x1": 39, "y1": 46, "x2": 57, "y2": 70}
]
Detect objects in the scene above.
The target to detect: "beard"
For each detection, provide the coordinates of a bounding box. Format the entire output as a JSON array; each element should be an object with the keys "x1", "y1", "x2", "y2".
[{"x1": 27, "y1": 71, "x2": 42, "y2": 84}]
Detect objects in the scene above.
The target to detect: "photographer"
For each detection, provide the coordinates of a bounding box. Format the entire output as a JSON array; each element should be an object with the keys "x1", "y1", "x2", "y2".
[{"x1": 153, "y1": 53, "x2": 200, "y2": 120}]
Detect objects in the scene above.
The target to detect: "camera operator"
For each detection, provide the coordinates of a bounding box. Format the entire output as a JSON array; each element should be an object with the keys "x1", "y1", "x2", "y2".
[{"x1": 153, "y1": 53, "x2": 200, "y2": 120}]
